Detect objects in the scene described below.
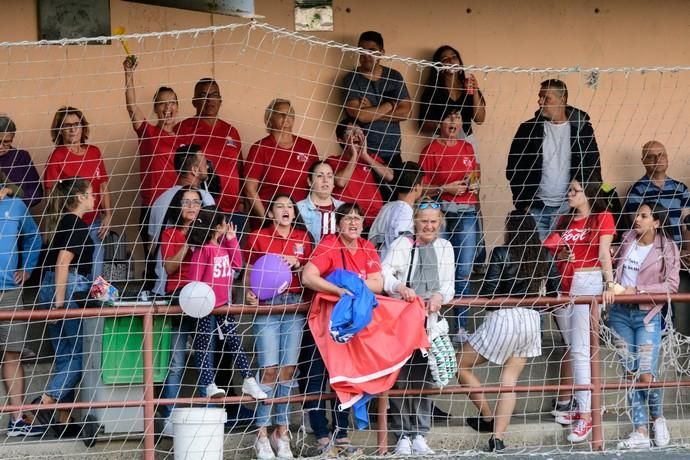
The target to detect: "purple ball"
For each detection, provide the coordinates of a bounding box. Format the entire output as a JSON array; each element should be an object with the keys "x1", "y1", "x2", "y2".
[{"x1": 250, "y1": 254, "x2": 292, "y2": 301}]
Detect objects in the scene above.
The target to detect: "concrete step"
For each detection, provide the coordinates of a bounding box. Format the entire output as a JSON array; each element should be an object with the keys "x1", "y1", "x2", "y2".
[{"x1": 3, "y1": 416, "x2": 690, "y2": 459}]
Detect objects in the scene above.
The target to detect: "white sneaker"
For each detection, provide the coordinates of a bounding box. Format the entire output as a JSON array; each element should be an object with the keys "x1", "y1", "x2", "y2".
[
  {"x1": 412, "y1": 435, "x2": 435, "y2": 455},
  {"x1": 270, "y1": 430, "x2": 294, "y2": 459},
  {"x1": 617, "y1": 431, "x2": 651, "y2": 449},
  {"x1": 205, "y1": 383, "x2": 226, "y2": 398},
  {"x1": 255, "y1": 435, "x2": 277, "y2": 459},
  {"x1": 242, "y1": 377, "x2": 268, "y2": 400},
  {"x1": 394, "y1": 436, "x2": 412, "y2": 456},
  {"x1": 653, "y1": 417, "x2": 670, "y2": 447}
]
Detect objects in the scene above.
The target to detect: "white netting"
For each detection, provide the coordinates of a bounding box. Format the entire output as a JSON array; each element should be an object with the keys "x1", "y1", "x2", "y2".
[{"x1": 0, "y1": 20, "x2": 689, "y2": 459}]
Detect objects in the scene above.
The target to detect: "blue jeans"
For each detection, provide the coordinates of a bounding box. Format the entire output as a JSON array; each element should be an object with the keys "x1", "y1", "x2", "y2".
[
  {"x1": 530, "y1": 203, "x2": 567, "y2": 242},
  {"x1": 88, "y1": 219, "x2": 105, "y2": 279},
  {"x1": 159, "y1": 316, "x2": 215, "y2": 418},
  {"x1": 39, "y1": 271, "x2": 91, "y2": 402},
  {"x1": 254, "y1": 292, "x2": 305, "y2": 428},
  {"x1": 608, "y1": 304, "x2": 663, "y2": 428},
  {"x1": 443, "y1": 209, "x2": 478, "y2": 331},
  {"x1": 300, "y1": 331, "x2": 349, "y2": 440}
]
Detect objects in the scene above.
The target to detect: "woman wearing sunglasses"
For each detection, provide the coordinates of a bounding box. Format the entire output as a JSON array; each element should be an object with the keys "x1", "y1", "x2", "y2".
[{"x1": 381, "y1": 199, "x2": 455, "y2": 455}]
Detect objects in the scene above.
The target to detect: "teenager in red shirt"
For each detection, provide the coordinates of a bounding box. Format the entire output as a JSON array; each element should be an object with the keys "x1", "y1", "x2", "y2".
[
  {"x1": 245, "y1": 99, "x2": 318, "y2": 219},
  {"x1": 328, "y1": 119, "x2": 393, "y2": 229},
  {"x1": 44, "y1": 106, "x2": 111, "y2": 279},
  {"x1": 175, "y1": 78, "x2": 245, "y2": 231},
  {"x1": 544, "y1": 177, "x2": 615, "y2": 443},
  {"x1": 244, "y1": 195, "x2": 313, "y2": 459},
  {"x1": 419, "y1": 109, "x2": 480, "y2": 343}
]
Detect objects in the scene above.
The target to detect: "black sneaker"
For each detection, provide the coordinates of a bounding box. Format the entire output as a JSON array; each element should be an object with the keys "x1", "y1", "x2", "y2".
[
  {"x1": 488, "y1": 436, "x2": 506, "y2": 452},
  {"x1": 466, "y1": 415, "x2": 494, "y2": 433},
  {"x1": 550, "y1": 397, "x2": 577, "y2": 417}
]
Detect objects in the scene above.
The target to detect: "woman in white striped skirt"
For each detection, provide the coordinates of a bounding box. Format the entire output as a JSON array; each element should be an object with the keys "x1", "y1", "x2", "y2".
[{"x1": 456, "y1": 211, "x2": 556, "y2": 452}]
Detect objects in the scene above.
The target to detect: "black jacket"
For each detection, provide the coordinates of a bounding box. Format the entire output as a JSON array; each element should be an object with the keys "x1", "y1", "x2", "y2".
[
  {"x1": 506, "y1": 106, "x2": 601, "y2": 210},
  {"x1": 479, "y1": 246, "x2": 560, "y2": 297}
]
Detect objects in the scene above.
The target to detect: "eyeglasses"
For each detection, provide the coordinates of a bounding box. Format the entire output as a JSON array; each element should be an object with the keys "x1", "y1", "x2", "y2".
[
  {"x1": 181, "y1": 198, "x2": 203, "y2": 207},
  {"x1": 418, "y1": 202, "x2": 441, "y2": 210},
  {"x1": 341, "y1": 215, "x2": 363, "y2": 224}
]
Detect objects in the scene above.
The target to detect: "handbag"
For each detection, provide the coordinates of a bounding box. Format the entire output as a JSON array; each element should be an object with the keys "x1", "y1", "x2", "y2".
[{"x1": 426, "y1": 312, "x2": 457, "y2": 387}]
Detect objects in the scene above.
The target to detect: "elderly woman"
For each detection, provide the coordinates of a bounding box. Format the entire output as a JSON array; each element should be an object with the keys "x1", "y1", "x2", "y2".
[
  {"x1": 301, "y1": 202, "x2": 383, "y2": 456},
  {"x1": 381, "y1": 200, "x2": 455, "y2": 456},
  {"x1": 43, "y1": 106, "x2": 112, "y2": 279},
  {"x1": 245, "y1": 99, "x2": 319, "y2": 220},
  {"x1": 0, "y1": 115, "x2": 43, "y2": 207}
]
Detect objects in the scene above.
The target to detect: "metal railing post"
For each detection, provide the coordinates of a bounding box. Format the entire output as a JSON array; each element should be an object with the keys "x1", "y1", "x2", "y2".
[
  {"x1": 142, "y1": 310, "x2": 155, "y2": 460},
  {"x1": 590, "y1": 297, "x2": 603, "y2": 450}
]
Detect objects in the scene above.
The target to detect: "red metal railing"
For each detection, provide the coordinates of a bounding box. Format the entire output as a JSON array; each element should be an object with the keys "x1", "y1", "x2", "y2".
[{"x1": 1, "y1": 293, "x2": 689, "y2": 458}]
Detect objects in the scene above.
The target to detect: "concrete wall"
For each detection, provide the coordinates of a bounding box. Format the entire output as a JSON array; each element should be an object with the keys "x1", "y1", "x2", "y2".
[{"x1": 0, "y1": 0, "x2": 688, "y2": 250}]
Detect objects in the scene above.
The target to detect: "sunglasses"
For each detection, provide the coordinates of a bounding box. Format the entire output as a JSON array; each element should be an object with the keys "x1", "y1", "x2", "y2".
[{"x1": 418, "y1": 202, "x2": 441, "y2": 210}]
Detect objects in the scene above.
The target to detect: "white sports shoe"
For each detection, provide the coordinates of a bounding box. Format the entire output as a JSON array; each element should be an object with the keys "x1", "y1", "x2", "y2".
[
  {"x1": 617, "y1": 431, "x2": 651, "y2": 449},
  {"x1": 255, "y1": 435, "x2": 277, "y2": 459},
  {"x1": 270, "y1": 430, "x2": 294, "y2": 459},
  {"x1": 205, "y1": 383, "x2": 226, "y2": 398},
  {"x1": 394, "y1": 436, "x2": 412, "y2": 456},
  {"x1": 653, "y1": 417, "x2": 670, "y2": 447},
  {"x1": 412, "y1": 435, "x2": 435, "y2": 455},
  {"x1": 242, "y1": 377, "x2": 268, "y2": 400}
]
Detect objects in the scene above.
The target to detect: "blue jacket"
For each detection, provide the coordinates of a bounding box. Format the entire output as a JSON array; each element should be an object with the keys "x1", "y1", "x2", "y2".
[
  {"x1": 0, "y1": 198, "x2": 41, "y2": 290},
  {"x1": 296, "y1": 195, "x2": 344, "y2": 243},
  {"x1": 326, "y1": 269, "x2": 378, "y2": 344}
]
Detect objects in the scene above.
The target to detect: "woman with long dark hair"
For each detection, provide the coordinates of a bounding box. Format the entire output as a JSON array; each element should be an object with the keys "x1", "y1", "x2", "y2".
[
  {"x1": 604, "y1": 202, "x2": 678, "y2": 449},
  {"x1": 458, "y1": 211, "x2": 554, "y2": 452},
  {"x1": 544, "y1": 177, "x2": 616, "y2": 443},
  {"x1": 419, "y1": 45, "x2": 486, "y2": 142}
]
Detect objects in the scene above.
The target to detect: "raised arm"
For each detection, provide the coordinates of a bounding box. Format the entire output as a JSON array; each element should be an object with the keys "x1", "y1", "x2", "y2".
[{"x1": 123, "y1": 58, "x2": 146, "y2": 131}]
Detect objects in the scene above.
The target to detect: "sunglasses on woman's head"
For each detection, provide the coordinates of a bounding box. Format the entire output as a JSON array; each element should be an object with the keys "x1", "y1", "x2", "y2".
[{"x1": 418, "y1": 202, "x2": 441, "y2": 210}]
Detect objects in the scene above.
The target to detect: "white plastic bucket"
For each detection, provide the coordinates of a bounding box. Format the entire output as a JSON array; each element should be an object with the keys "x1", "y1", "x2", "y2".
[{"x1": 171, "y1": 407, "x2": 227, "y2": 460}]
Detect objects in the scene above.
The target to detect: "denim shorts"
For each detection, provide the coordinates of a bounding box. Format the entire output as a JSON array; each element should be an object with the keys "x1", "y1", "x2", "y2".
[{"x1": 253, "y1": 292, "x2": 305, "y2": 368}]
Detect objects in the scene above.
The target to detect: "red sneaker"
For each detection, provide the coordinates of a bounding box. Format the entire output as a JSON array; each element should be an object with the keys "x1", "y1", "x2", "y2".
[{"x1": 567, "y1": 417, "x2": 592, "y2": 443}]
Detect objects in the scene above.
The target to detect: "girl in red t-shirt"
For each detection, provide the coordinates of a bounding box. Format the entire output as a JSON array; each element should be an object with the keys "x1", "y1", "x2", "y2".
[
  {"x1": 545, "y1": 178, "x2": 615, "y2": 443},
  {"x1": 44, "y1": 106, "x2": 112, "y2": 279},
  {"x1": 244, "y1": 195, "x2": 313, "y2": 459}
]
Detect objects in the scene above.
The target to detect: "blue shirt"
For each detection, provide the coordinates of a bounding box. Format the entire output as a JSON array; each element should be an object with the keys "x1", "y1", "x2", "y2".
[
  {"x1": 626, "y1": 175, "x2": 690, "y2": 246},
  {"x1": 0, "y1": 197, "x2": 41, "y2": 290}
]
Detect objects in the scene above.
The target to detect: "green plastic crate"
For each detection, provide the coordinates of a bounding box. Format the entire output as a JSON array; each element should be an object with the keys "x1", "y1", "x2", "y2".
[{"x1": 101, "y1": 316, "x2": 172, "y2": 384}]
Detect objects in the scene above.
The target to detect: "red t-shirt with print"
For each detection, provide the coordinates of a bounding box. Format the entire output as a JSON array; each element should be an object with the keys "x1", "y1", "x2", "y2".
[
  {"x1": 419, "y1": 138, "x2": 478, "y2": 205},
  {"x1": 43, "y1": 145, "x2": 109, "y2": 225},
  {"x1": 245, "y1": 226, "x2": 313, "y2": 293},
  {"x1": 245, "y1": 134, "x2": 318, "y2": 204},
  {"x1": 135, "y1": 121, "x2": 181, "y2": 206},
  {"x1": 310, "y1": 234, "x2": 382, "y2": 280},
  {"x1": 327, "y1": 154, "x2": 384, "y2": 228},
  {"x1": 175, "y1": 117, "x2": 242, "y2": 213}
]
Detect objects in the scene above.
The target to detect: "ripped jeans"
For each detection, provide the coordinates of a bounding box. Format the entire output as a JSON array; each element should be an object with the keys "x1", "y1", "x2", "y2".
[{"x1": 608, "y1": 304, "x2": 663, "y2": 428}]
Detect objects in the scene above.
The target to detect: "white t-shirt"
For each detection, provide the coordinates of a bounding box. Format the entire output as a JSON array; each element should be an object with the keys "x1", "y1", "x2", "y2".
[
  {"x1": 368, "y1": 200, "x2": 414, "y2": 260},
  {"x1": 619, "y1": 241, "x2": 654, "y2": 288},
  {"x1": 537, "y1": 121, "x2": 571, "y2": 207}
]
